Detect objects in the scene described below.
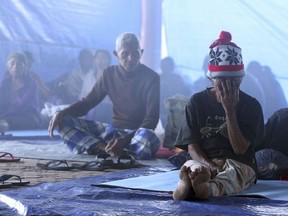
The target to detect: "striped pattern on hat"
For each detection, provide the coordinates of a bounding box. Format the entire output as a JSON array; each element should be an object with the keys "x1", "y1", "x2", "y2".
[{"x1": 207, "y1": 31, "x2": 245, "y2": 78}]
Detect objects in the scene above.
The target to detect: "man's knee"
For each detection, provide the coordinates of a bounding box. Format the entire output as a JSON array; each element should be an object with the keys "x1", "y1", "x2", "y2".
[{"x1": 131, "y1": 128, "x2": 160, "y2": 160}]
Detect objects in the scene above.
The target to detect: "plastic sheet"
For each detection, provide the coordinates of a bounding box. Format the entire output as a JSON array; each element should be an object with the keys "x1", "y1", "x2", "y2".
[
  {"x1": 0, "y1": 0, "x2": 141, "y2": 81},
  {"x1": 1, "y1": 167, "x2": 288, "y2": 216}
]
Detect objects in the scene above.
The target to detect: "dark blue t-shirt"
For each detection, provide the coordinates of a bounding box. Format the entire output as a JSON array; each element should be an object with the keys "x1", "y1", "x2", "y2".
[{"x1": 175, "y1": 88, "x2": 264, "y2": 172}]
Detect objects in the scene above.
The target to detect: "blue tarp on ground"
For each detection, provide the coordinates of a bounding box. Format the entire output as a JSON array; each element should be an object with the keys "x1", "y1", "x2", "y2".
[{"x1": 1, "y1": 167, "x2": 288, "y2": 216}]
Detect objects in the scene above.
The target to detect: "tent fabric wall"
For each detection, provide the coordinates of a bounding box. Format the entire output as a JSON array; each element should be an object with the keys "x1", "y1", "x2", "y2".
[
  {"x1": 162, "y1": 0, "x2": 288, "y2": 120},
  {"x1": 163, "y1": 0, "x2": 288, "y2": 78},
  {"x1": 0, "y1": 0, "x2": 142, "y2": 81},
  {"x1": 1, "y1": 0, "x2": 287, "y2": 118}
]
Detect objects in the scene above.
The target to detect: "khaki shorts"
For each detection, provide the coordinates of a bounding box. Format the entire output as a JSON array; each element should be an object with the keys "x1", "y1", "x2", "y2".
[{"x1": 183, "y1": 158, "x2": 256, "y2": 196}]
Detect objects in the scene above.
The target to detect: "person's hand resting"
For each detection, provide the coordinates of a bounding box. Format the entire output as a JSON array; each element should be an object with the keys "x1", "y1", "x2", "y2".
[{"x1": 48, "y1": 111, "x2": 64, "y2": 138}]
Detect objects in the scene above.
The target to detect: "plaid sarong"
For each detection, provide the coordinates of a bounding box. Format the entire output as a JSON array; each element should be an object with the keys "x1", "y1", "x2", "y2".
[{"x1": 58, "y1": 115, "x2": 160, "y2": 159}]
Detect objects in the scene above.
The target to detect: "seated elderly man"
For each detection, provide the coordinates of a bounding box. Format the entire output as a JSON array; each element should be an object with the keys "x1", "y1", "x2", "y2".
[
  {"x1": 173, "y1": 31, "x2": 264, "y2": 200},
  {"x1": 48, "y1": 32, "x2": 160, "y2": 160}
]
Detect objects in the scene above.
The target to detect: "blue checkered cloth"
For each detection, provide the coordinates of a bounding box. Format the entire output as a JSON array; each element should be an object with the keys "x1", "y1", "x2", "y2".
[{"x1": 58, "y1": 115, "x2": 160, "y2": 160}]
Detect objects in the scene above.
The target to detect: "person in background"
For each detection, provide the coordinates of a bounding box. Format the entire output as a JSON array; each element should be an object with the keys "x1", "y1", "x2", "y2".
[
  {"x1": 80, "y1": 49, "x2": 113, "y2": 123},
  {"x1": 240, "y1": 61, "x2": 266, "y2": 120},
  {"x1": 247, "y1": 61, "x2": 287, "y2": 120},
  {"x1": 49, "y1": 49, "x2": 94, "y2": 104},
  {"x1": 80, "y1": 49, "x2": 112, "y2": 98},
  {"x1": 191, "y1": 55, "x2": 212, "y2": 94},
  {"x1": 0, "y1": 52, "x2": 43, "y2": 130},
  {"x1": 255, "y1": 108, "x2": 288, "y2": 180},
  {"x1": 173, "y1": 31, "x2": 264, "y2": 200},
  {"x1": 23, "y1": 51, "x2": 51, "y2": 106},
  {"x1": 160, "y1": 56, "x2": 191, "y2": 126},
  {"x1": 48, "y1": 32, "x2": 160, "y2": 160},
  {"x1": 159, "y1": 57, "x2": 191, "y2": 150}
]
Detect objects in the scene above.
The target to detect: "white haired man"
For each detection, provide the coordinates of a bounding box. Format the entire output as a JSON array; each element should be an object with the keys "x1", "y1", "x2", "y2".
[{"x1": 48, "y1": 32, "x2": 160, "y2": 160}]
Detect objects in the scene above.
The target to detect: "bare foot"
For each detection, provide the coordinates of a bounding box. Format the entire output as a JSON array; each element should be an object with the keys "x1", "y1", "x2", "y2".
[
  {"x1": 189, "y1": 166, "x2": 211, "y2": 199},
  {"x1": 173, "y1": 166, "x2": 193, "y2": 200}
]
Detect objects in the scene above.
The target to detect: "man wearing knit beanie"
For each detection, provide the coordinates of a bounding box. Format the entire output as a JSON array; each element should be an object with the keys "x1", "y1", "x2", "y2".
[{"x1": 173, "y1": 31, "x2": 264, "y2": 200}]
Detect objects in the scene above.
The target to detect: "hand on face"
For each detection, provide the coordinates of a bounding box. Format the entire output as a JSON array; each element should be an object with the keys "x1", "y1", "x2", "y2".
[{"x1": 215, "y1": 77, "x2": 241, "y2": 111}]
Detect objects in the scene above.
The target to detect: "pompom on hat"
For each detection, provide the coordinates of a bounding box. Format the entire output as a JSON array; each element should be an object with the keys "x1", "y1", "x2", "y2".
[{"x1": 207, "y1": 31, "x2": 245, "y2": 78}]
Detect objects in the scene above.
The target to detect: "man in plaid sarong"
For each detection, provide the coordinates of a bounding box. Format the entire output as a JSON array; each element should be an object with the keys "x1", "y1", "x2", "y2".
[{"x1": 48, "y1": 32, "x2": 160, "y2": 160}]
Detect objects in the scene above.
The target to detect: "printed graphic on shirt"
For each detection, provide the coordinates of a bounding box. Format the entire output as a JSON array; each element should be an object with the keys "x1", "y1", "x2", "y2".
[{"x1": 200, "y1": 115, "x2": 226, "y2": 138}]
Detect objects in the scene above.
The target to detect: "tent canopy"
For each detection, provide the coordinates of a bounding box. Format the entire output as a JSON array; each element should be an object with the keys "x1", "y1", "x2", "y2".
[{"x1": 0, "y1": 0, "x2": 142, "y2": 81}]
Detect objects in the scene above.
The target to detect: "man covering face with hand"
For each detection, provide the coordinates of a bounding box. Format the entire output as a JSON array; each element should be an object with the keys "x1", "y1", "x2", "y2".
[{"x1": 173, "y1": 31, "x2": 264, "y2": 200}]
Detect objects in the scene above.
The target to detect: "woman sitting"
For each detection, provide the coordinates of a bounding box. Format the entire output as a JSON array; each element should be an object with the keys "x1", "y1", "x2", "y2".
[{"x1": 0, "y1": 52, "x2": 43, "y2": 130}]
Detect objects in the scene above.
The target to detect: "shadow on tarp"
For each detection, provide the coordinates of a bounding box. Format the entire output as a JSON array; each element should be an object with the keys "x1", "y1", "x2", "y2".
[{"x1": 0, "y1": 166, "x2": 288, "y2": 216}]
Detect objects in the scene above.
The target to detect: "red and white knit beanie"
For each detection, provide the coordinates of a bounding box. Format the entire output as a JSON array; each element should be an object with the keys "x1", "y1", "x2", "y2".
[{"x1": 207, "y1": 31, "x2": 245, "y2": 78}]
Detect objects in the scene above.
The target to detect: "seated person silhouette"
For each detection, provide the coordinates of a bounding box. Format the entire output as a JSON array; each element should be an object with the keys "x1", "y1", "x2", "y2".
[
  {"x1": 80, "y1": 49, "x2": 113, "y2": 123},
  {"x1": 49, "y1": 49, "x2": 94, "y2": 104},
  {"x1": 246, "y1": 61, "x2": 287, "y2": 120},
  {"x1": 0, "y1": 52, "x2": 43, "y2": 130},
  {"x1": 160, "y1": 57, "x2": 191, "y2": 149},
  {"x1": 160, "y1": 57, "x2": 191, "y2": 126}
]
